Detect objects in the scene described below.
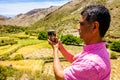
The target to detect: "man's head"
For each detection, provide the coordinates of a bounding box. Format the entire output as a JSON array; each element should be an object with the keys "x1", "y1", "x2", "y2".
[{"x1": 78, "y1": 5, "x2": 111, "y2": 44}]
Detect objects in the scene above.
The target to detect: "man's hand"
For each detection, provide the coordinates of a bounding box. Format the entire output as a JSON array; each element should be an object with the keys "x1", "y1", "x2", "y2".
[{"x1": 48, "y1": 37, "x2": 60, "y2": 50}]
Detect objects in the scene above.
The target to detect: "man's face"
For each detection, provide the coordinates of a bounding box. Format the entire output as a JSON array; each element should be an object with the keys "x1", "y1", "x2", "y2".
[{"x1": 77, "y1": 15, "x2": 92, "y2": 40}]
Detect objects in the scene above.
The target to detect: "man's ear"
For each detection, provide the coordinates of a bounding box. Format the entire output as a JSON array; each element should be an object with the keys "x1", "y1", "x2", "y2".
[{"x1": 92, "y1": 21, "x2": 99, "y2": 33}]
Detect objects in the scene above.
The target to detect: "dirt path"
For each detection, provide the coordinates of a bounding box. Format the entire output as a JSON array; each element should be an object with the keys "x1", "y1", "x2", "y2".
[{"x1": 111, "y1": 59, "x2": 120, "y2": 80}]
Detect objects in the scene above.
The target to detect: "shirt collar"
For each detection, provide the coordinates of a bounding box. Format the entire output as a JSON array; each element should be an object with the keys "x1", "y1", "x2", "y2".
[{"x1": 83, "y1": 41, "x2": 106, "y2": 52}]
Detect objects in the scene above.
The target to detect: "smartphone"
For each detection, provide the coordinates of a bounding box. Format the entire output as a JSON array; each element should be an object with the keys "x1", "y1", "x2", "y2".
[{"x1": 48, "y1": 30, "x2": 56, "y2": 42}]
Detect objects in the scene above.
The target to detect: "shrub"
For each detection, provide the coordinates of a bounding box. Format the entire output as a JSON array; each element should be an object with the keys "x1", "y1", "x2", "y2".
[
  {"x1": 0, "y1": 25, "x2": 26, "y2": 34},
  {"x1": 61, "y1": 34, "x2": 74, "y2": 45},
  {"x1": 25, "y1": 30, "x2": 38, "y2": 36},
  {"x1": 61, "y1": 34, "x2": 83, "y2": 45},
  {"x1": 0, "y1": 65, "x2": 8, "y2": 80},
  {"x1": 17, "y1": 35, "x2": 29, "y2": 39},
  {"x1": 75, "y1": 37, "x2": 83, "y2": 45},
  {"x1": 110, "y1": 51, "x2": 117, "y2": 59},
  {"x1": 0, "y1": 65, "x2": 18, "y2": 80},
  {"x1": 109, "y1": 41, "x2": 120, "y2": 52},
  {"x1": 0, "y1": 37, "x2": 17, "y2": 46},
  {"x1": 38, "y1": 31, "x2": 48, "y2": 40},
  {"x1": 25, "y1": 31, "x2": 29, "y2": 35},
  {"x1": 13, "y1": 54, "x2": 24, "y2": 60}
]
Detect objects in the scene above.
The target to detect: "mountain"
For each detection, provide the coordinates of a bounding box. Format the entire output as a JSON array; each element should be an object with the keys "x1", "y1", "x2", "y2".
[
  {"x1": 6, "y1": 6, "x2": 59, "y2": 26},
  {"x1": 1, "y1": 0, "x2": 120, "y2": 39},
  {"x1": 0, "y1": 15, "x2": 8, "y2": 25},
  {"x1": 31, "y1": 0, "x2": 120, "y2": 39}
]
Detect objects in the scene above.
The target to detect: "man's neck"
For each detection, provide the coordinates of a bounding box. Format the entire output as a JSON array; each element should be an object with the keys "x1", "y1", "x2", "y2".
[{"x1": 85, "y1": 37, "x2": 102, "y2": 45}]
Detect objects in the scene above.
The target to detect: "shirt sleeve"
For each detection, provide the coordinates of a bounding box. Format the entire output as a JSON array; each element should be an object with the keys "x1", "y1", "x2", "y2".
[{"x1": 64, "y1": 60, "x2": 99, "y2": 80}]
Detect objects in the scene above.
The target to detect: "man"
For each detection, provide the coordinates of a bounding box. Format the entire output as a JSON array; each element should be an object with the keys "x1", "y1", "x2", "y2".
[{"x1": 48, "y1": 4, "x2": 111, "y2": 80}]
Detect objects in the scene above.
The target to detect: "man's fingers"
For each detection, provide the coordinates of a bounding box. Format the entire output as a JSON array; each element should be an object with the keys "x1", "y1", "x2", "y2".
[
  {"x1": 54, "y1": 37, "x2": 60, "y2": 43},
  {"x1": 48, "y1": 39, "x2": 52, "y2": 45}
]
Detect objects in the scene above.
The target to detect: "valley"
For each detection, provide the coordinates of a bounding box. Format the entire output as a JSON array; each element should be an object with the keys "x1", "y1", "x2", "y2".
[{"x1": 0, "y1": 0, "x2": 120, "y2": 80}]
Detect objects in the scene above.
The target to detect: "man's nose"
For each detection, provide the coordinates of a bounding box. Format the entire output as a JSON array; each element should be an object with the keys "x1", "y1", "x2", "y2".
[{"x1": 77, "y1": 25, "x2": 80, "y2": 30}]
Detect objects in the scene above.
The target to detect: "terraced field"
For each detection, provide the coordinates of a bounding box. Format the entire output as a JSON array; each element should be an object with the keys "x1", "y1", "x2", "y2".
[
  {"x1": 0, "y1": 60, "x2": 44, "y2": 73},
  {"x1": 0, "y1": 38, "x2": 120, "y2": 80}
]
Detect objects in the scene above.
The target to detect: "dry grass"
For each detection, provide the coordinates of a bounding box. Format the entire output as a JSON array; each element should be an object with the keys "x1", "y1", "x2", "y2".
[
  {"x1": 0, "y1": 60, "x2": 44, "y2": 73},
  {"x1": 10, "y1": 40, "x2": 51, "y2": 58}
]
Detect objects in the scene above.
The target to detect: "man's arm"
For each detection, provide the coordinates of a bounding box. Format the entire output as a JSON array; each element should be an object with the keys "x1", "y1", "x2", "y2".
[
  {"x1": 53, "y1": 48, "x2": 64, "y2": 80},
  {"x1": 59, "y1": 43, "x2": 74, "y2": 63}
]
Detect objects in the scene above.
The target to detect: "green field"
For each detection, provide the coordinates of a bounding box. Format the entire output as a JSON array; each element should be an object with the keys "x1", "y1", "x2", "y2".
[{"x1": 0, "y1": 33, "x2": 119, "y2": 80}]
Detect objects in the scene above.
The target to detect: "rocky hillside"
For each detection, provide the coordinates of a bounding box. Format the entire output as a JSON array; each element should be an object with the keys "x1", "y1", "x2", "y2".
[
  {"x1": 6, "y1": 6, "x2": 59, "y2": 26},
  {"x1": 31, "y1": 0, "x2": 120, "y2": 39},
  {"x1": 106, "y1": 0, "x2": 120, "y2": 39}
]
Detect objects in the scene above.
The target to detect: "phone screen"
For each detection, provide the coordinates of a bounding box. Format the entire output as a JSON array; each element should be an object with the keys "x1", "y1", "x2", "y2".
[
  {"x1": 48, "y1": 30, "x2": 56, "y2": 36},
  {"x1": 48, "y1": 30, "x2": 56, "y2": 42}
]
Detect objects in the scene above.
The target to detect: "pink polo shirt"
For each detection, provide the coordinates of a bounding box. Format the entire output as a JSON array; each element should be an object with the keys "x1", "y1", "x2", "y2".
[{"x1": 64, "y1": 42, "x2": 111, "y2": 80}]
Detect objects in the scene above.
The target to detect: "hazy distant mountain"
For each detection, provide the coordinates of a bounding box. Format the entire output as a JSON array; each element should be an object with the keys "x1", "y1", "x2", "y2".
[
  {"x1": 6, "y1": 6, "x2": 59, "y2": 26},
  {"x1": 0, "y1": 15, "x2": 7, "y2": 25},
  {"x1": 31, "y1": 0, "x2": 120, "y2": 38}
]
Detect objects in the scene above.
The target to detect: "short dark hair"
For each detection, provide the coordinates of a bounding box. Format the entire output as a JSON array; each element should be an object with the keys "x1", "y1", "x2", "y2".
[{"x1": 81, "y1": 5, "x2": 111, "y2": 37}]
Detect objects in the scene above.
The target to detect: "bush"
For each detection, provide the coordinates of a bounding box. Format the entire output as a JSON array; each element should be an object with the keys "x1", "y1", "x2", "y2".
[
  {"x1": 38, "y1": 31, "x2": 48, "y2": 40},
  {"x1": 25, "y1": 30, "x2": 39, "y2": 36},
  {"x1": 109, "y1": 41, "x2": 120, "y2": 52},
  {"x1": 0, "y1": 37, "x2": 17, "y2": 46},
  {"x1": 0, "y1": 65, "x2": 17, "y2": 80},
  {"x1": 0, "y1": 25, "x2": 26, "y2": 34},
  {"x1": 61, "y1": 34, "x2": 83, "y2": 45},
  {"x1": 17, "y1": 35, "x2": 29, "y2": 39},
  {"x1": 0, "y1": 65, "x2": 8, "y2": 80},
  {"x1": 110, "y1": 51, "x2": 117, "y2": 59},
  {"x1": 13, "y1": 54, "x2": 24, "y2": 60}
]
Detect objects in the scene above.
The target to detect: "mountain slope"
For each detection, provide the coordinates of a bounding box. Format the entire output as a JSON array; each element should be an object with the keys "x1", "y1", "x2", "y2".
[
  {"x1": 0, "y1": 15, "x2": 8, "y2": 25},
  {"x1": 31, "y1": 0, "x2": 120, "y2": 38},
  {"x1": 106, "y1": 0, "x2": 120, "y2": 39},
  {"x1": 6, "y1": 6, "x2": 59, "y2": 26},
  {"x1": 31, "y1": 0, "x2": 88, "y2": 34}
]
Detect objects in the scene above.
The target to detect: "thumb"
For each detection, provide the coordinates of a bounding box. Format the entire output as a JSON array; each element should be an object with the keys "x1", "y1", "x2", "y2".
[{"x1": 48, "y1": 39, "x2": 53, "y2": 45}]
